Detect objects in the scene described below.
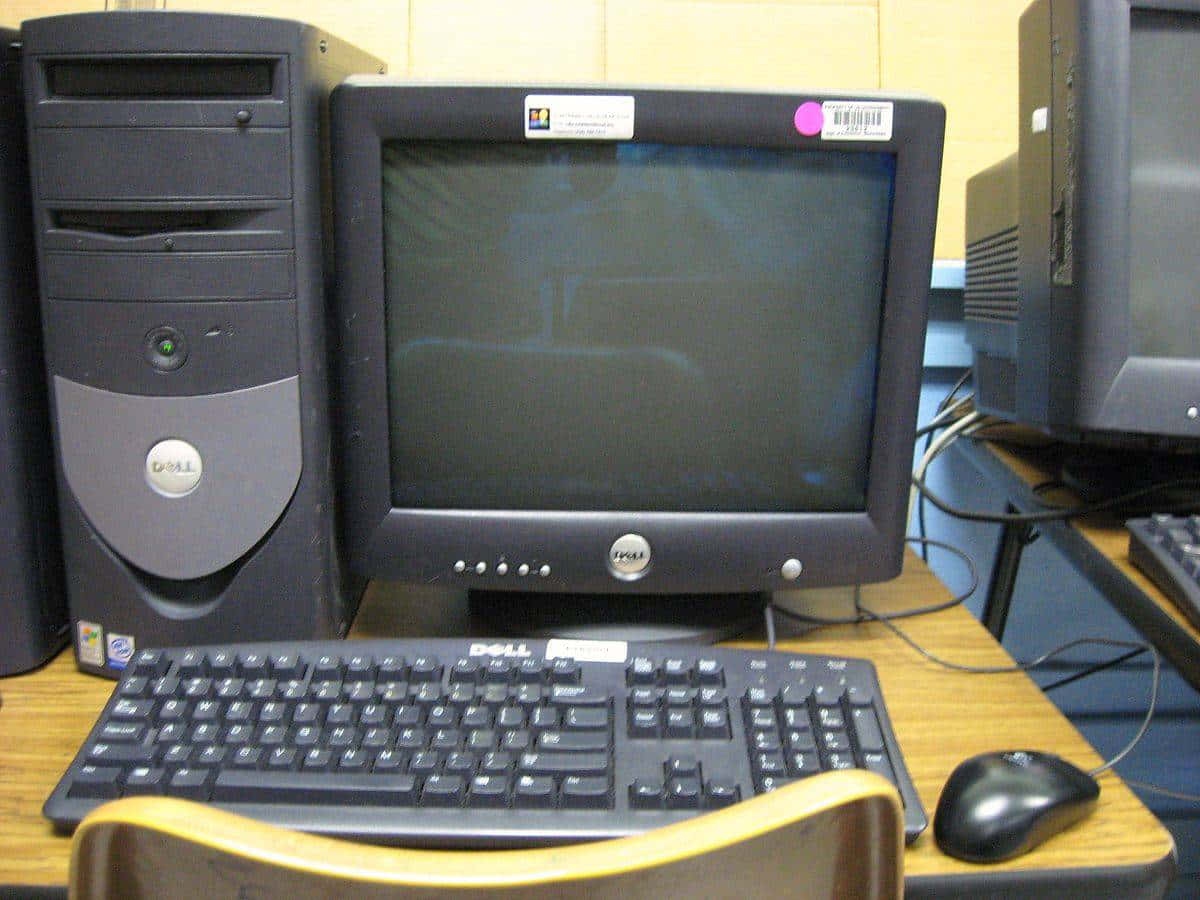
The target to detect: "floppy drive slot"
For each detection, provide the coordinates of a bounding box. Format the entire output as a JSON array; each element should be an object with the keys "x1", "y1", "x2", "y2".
[{"x1": 43, "y1": 203, "x2": 293, "y2": 252}]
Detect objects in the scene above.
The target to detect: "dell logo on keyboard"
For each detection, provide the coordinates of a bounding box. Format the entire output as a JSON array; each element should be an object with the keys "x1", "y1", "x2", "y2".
[{"x1": 468, "y1": 642, "x2": 533, "y2": 658}]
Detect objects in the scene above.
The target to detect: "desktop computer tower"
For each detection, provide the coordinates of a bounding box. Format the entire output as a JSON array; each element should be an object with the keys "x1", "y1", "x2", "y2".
[
  {"x1": 0, "y1": 29, "x2": 69, "y2": 676},
  {"x1": 21, "y1": 12, "x2": 382, "y2": 676}
]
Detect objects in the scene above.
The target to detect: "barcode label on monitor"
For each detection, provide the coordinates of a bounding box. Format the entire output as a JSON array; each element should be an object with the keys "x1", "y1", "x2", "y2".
[{"x1": 821, "y1": 101, "x2": 893, "y2": 141}]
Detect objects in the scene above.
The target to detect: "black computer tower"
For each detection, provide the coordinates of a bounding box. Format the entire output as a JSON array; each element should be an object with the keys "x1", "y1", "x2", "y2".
[
  {"x1": 0, "y1": 29, "x2": 69, "y2": 676},
  {"x1": 21, "y1": 12, "x2": 382, "y2": 676}
]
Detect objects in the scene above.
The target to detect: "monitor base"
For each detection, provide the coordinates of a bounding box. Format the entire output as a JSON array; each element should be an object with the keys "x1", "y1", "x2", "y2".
[{"x1": 466, "y1": 590, "x2": 769, "y2": 644}]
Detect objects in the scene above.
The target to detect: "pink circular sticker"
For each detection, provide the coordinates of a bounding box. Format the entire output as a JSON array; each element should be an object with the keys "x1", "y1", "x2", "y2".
[{"x1": 794, "y1": 102, "x2": 823, "y2": 137}]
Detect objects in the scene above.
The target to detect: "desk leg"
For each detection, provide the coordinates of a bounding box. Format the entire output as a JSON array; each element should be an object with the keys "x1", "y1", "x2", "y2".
[{"x1": 981, "y1": 507, "x2": 1037, "y2": 640}]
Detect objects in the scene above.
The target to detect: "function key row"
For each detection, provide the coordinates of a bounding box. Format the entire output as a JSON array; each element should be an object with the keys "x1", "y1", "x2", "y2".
[{"x1": 130, "y1": 650, "x2": 585, "y2": 686}]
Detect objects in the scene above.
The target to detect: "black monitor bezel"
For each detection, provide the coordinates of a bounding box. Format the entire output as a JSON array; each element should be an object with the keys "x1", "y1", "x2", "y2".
[{"x1": 331, "y1": 81, "x2": 944, "y2": 594}]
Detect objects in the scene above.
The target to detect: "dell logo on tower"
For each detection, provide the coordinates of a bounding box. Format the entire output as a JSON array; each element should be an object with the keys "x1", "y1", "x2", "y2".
[
  {"x1": 150, "y1": 459, "x2": 197, "y2": 474},
  {"x1": 144, "y1": 439, "x2": 203, "y2": 498}
]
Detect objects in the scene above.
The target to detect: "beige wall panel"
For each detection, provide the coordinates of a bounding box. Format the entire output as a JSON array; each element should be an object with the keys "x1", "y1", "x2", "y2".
[
  {"x1": 607, "y1": 2, "x2": 879, "y2": 91},
  {"x1": 409, "y1": 0, "x2": 604, "y2": 82},
  {"x1": 162, "y1": 1, "x2": 406, "y2": 72},
  {"x1": 3, "y1": 1, "x2": 100, "y2": 29},
  {"x1": 880, "y1": 0, "x2": 1031, "y2": 257}
]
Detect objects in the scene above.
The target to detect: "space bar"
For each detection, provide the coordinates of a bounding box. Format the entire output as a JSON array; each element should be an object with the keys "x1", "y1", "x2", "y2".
[{"x1": 213, "y1": 771, "x2": 418, "y2": 806}]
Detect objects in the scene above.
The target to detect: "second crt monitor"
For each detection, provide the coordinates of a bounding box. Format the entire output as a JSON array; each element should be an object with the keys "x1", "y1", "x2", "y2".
[{"x1": 331, "y1": 83, "x2": 945, "y2": 623}]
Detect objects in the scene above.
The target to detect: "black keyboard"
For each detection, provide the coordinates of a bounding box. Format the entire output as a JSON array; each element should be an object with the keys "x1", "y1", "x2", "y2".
[
  {"x1": 45, "y1": 638, "x2": 927, "y2": 845},
  {"x1": 1128, "y1": 514, "x2": 1200, "y2": 631}
]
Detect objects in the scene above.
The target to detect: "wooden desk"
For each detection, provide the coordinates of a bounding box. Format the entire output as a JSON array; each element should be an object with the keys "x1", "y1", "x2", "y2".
[
  {"x1": 0, "y1": 553, "x2": 1176, "y2": 897},
  {"x1": 951, "y1": 437, "x2": 1200, "y2": 693}
]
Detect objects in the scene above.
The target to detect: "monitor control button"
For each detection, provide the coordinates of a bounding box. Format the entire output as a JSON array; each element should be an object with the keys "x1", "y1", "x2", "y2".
[
  {"x1": 518, "y1": 564, "x2": 531, "y2": 577},
  {"x1": 539, "y1": 564, "x2": 551, "y2": 578},
  {"x1": 454, "y1": 560, "x2": 467, "y2": 574},
  {"x1": 496, "y1": 562, "x2": 509, "y2": 576},
  {"x1": 781, "y1": 559, "x2": 803, "y2": 581},
  {"x1": 608, "y1": 534, "x2": 651, "y2": 580},
  {"x1": 145, "y1": 439, "x2": 202, "y2": 497}
]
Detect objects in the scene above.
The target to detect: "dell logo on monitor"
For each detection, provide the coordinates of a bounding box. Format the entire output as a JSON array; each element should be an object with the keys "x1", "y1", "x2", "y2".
[{"x1": 608, "y1": 533, "x2": 652, "y2": 579}]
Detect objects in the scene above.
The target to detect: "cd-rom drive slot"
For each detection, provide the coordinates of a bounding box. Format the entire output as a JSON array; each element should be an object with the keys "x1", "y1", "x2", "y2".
[
  {"x1": 30, "y1": 56, "x2": 290, "y2": 128},
  {"x1": 41, "y1": 203, "x2": 293, "y2": 252},
  {"x1": 43, "y1": 251, "x2": 295, "y2": 301},
  {"x1": 36, "y1": 128, "x2": 291, "y2": 201},
  {"x1": 45, "y1": 57, "x2": 276, "y2": 98}
]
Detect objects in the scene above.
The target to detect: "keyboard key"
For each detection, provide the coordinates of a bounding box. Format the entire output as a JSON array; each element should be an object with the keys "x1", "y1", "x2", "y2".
[
  {"x1": 704, "y1": 779, "x2": 740, "y2": 808},
  {"x1": 123, "y1": 767, "x2": 167, "y2": 795},
  {"x1": 166, "y1": 768, "x2": 212, "y2": 800},
  {"x1": 98, "y1": 722, "x2": 146, "y2": 743},
  {"x1": 535, "y1": 731, "x2": 609, "y2": 752},
  {"x1": 696, "y1": 659, "x2": 724, "y2": 686},
  {"x1": 68, "y1": 766, "x2": 122, "y2": 799},
  {"x1": 851, "y1": 707, "x2": 886, "y2": 753},
  {"x1": 87, "y1": 743, "x2": 156, "y2": 765},
  {"x1": 666, "y1": 777, "x2": 701, "y2": 809},
  {"x1": 468, "y1": 775, "x2": 510, "y2": 808},
  {"x1": 629, "y1": 779, "x2": 664, "y2": 809},
  {"x1": 551, "y1": 685, "x2": 607, "y2": 707},
  {"x1": 422, "y1": 774, "x2": 466, "y2": 807},
  {"x1": 562, "y1": 776, "x2": 611, "y2": 809},
  {"x1": 214, "y1": 771, "x2": 418, "y2": 806},
  {"x1": 564, "y1": 708, "x2": 608, "y2": 730},
  {"x1": 513, "y1": 775, "x2": 556, "y2": 809},
  {"x1": 519, "y1": 752, "x2": 609, "y2": 778}
]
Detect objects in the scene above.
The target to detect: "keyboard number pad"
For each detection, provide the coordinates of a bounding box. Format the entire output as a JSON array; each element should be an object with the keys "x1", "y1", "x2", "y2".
[{"x1": 741, "y1": 684, "x2": 896, "y2": 793}]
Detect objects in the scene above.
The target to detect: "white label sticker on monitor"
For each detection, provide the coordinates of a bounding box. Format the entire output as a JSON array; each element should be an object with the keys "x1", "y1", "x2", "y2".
[
  {"x1": 524, "y1": 95, "x2": 635, "y2": 140},
  {"x1": 820, "y1": 101, "x2": 894, "y2": 141},
  {"x1": 546, "y1": 638, "x2": 629, "y2": 663}
]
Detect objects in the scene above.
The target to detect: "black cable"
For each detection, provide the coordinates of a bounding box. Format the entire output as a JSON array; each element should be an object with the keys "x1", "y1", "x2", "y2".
[
  {"x1": 936, "y1": 368, "x2": 973, "y2": 415},
  {"x1": 1122, "y1": 778, "x2": 1200, "y2": 804},
  {"x1": 770, "y1": 537, "x2": 978, "y2": 627},
  {"x1": 1039, "y1": 647, "x2": 1146, "y2": 693},
  {"x1": 855, "y1": 605, "x2": 1160, "y2": 778},
  {"x1": 918, "y1": 427, "x2": 935, "y2": 560},
  {"x1": 912, "y1": 463, "x2": 1200, "y2": 525}
]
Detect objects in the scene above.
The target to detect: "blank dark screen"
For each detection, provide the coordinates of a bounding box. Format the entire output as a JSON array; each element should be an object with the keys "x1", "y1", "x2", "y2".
[
  {"x1": 1130, "y1": 9, "x2": 1200, "y2": 360},
  {"x1": 381, "y1": 141, "x2": 895, "y2": 512}
]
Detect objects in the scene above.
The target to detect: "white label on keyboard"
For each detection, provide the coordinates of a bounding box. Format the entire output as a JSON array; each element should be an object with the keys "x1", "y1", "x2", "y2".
[{"x1": 545, "y1": 639, "x2": 628, "y2": 663}]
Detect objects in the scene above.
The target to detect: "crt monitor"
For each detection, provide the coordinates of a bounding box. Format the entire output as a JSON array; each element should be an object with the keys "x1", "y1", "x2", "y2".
[
  {"x1": 965, "y1": 0, "x2": 1200, "y2": 451},
  {"x1": 331, "y1": 82, "x2": 944, "y2": 627}
]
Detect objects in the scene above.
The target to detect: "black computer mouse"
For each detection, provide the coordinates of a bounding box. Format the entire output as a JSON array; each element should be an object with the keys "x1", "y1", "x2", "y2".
[{"x1": 934, "y1": 750, "x2": 1100, "y2": 863}]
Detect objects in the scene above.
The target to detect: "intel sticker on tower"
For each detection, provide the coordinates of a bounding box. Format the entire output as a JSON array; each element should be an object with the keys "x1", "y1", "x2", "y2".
[{"x1": 524, "y1": 95, "x2": 635, "y2": 140}]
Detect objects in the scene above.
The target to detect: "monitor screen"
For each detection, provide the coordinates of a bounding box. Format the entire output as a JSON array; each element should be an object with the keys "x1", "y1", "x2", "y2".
[
  {"x1": 332, "y1": 83, "x2": 943, "y2": 598},
  {"x1": 381, "y1": 141, "x2": 894, "y2": 515}
]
